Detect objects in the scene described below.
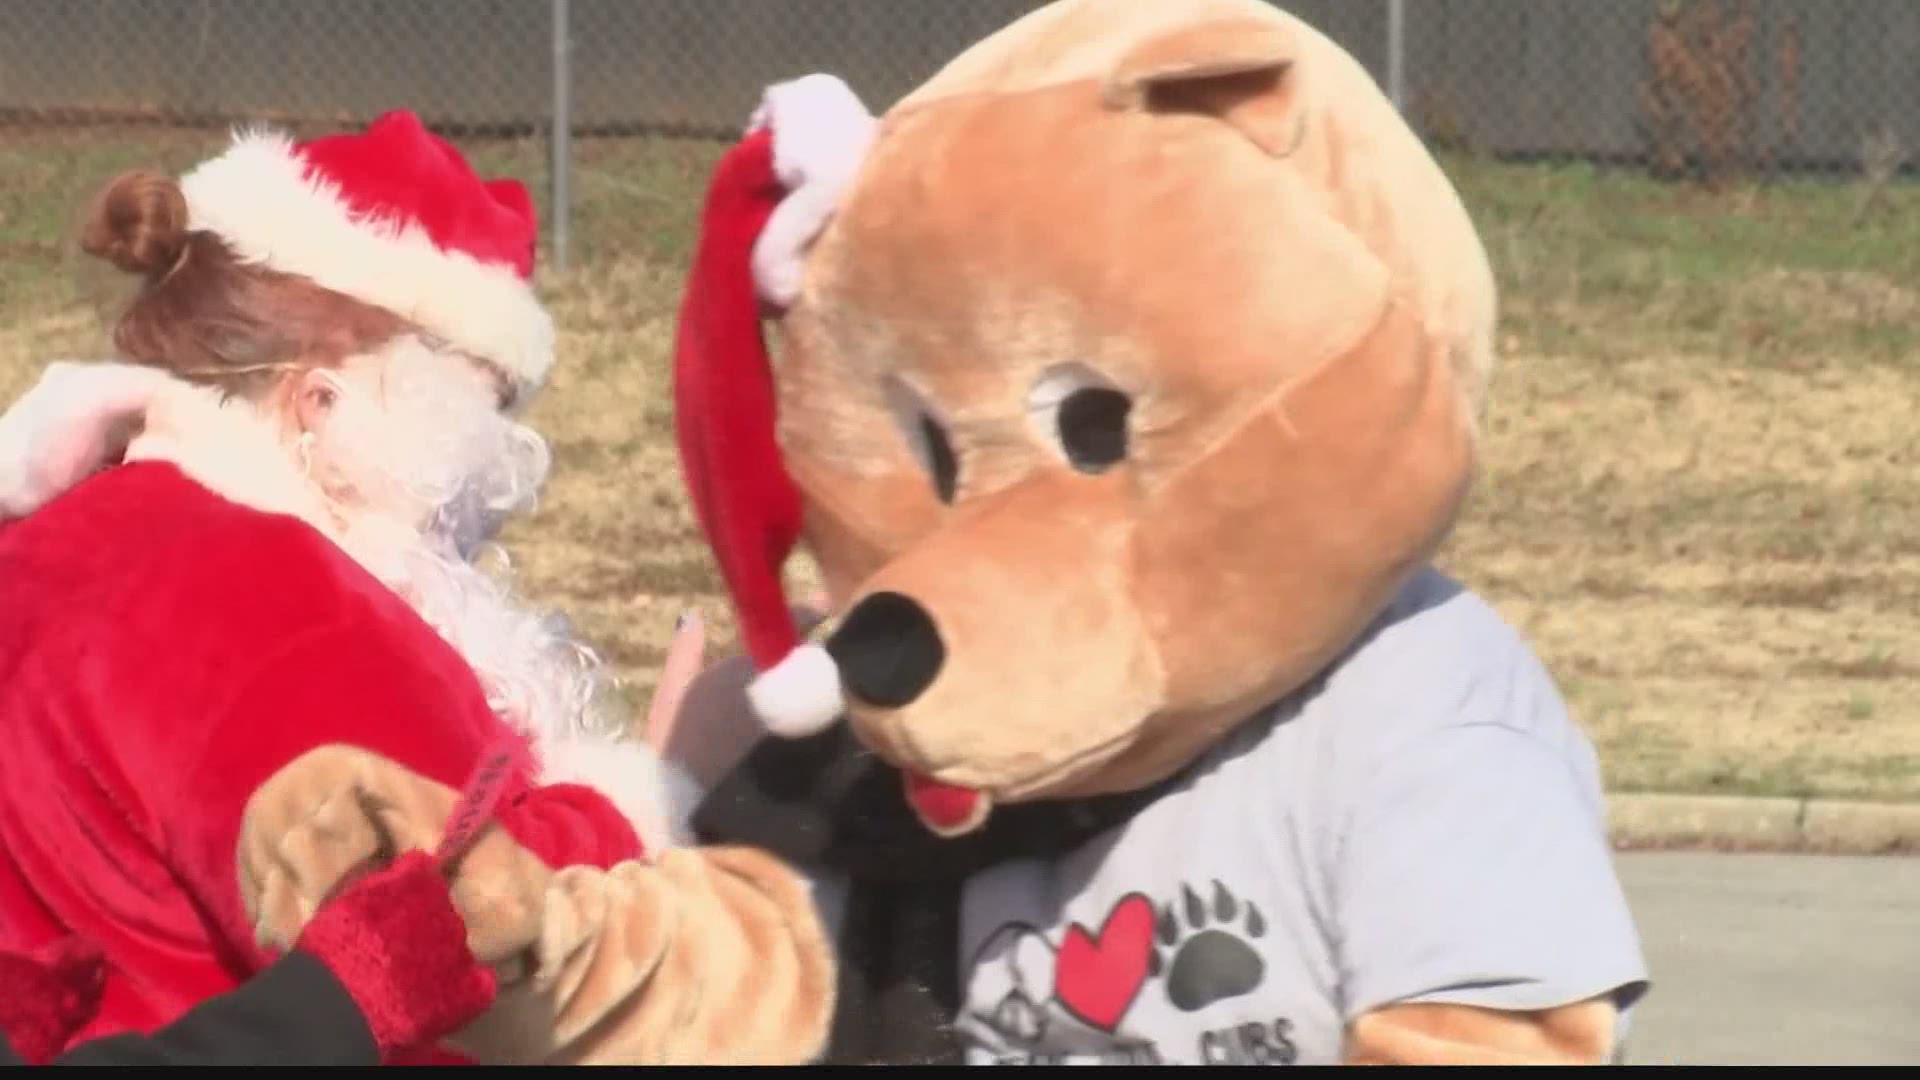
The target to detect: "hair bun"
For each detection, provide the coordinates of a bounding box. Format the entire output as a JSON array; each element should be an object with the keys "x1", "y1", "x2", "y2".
[{"x1": 79, "y1": 171, "x2": 190, "y2": 278}]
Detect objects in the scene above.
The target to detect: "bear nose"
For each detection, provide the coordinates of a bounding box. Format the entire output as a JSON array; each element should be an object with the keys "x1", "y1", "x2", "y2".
[{"x1": 825, "y1": 591, "x2": 946, "y2": 708}]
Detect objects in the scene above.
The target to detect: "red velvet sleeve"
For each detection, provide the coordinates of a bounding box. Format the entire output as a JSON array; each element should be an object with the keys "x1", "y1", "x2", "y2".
[{"x1": 145, "y1": 609, "x2": 641, "y2": 968}]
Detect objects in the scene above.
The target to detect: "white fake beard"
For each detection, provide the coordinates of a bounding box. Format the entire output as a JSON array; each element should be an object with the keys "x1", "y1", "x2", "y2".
[{"x1": 307, "y1": 343, "x2": 623, "y2": 748}]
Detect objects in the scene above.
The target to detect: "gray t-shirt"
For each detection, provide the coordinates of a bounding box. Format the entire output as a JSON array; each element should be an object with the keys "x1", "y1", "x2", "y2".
[{"x1": 945, "y1": 568, "x2": 1650, "y2": 1065}]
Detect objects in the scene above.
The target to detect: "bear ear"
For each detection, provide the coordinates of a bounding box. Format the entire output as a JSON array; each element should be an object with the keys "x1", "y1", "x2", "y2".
[{"x1": 1101, "y1": 16, "x2": 1304, "y2": 158}]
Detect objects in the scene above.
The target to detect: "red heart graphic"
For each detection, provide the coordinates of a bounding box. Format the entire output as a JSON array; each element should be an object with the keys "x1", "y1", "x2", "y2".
[{"x1": 1053, "y1": 893, "x2": 1155, "y2": 1032}]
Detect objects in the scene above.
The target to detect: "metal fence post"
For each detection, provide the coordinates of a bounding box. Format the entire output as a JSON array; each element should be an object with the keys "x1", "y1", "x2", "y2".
[
  {"x1": 1385, "y1": 0, "x2": 1406, "y2": 112},
  {"x1": 550, "y1": 0, "x2": 572, "y2": 272}
]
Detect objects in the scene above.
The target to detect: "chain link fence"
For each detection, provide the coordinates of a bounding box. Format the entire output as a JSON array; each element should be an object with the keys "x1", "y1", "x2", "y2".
[{"x1": 2, "y1": 0, "x2": 1914, "y2": 273}]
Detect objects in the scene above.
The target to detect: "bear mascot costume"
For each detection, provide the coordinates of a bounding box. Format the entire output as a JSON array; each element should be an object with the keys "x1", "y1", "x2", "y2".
[{"x1": 672, "y1": 0, "x2": 1648, "y2": 1066}]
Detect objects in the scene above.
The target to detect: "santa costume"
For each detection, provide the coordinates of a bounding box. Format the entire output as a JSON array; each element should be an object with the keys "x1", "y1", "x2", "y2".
[{"x1": 0, "y1": 113, "x2": 779, "y2": 1064}]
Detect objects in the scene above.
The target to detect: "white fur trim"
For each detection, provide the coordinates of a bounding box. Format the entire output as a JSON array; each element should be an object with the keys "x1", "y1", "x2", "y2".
[
  {"x1": 747, "y1": 643, "x2": 844, "y2": 738},
  {"x1": 538, "y1": 736, "x2": 700, "y2": 853},
  {"x1": 0, "y1": 361, "x2": 174, "y2": 520},
  {"x1": 178, "y1": 129, "x2": 554, "y2": 398},
  {"x1": 123, "y1": 385, "x2": 703, "y2": 857},
  {"x1": 0, "y1": 365, "x2": 708, "y2": 863},
  {"x1": 748, "y1": 74, "x2": 877, "y2": 309},
  {"x1": 120, "y1": 376, "x2": 337, "y2": 530},
  {"x1": 2, "y1": 359, "x2": 384, "y2": 543}
]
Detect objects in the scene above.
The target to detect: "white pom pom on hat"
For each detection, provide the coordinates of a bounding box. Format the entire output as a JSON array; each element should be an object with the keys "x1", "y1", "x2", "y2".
[{"x1": 746, "y1": 642, "x2": 843, "y2": 738}]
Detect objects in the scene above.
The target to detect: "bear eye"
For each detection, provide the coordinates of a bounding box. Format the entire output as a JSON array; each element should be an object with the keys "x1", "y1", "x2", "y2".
[
  {"x1": 1028, "y1": 364, "x2": 1134, "y2": 476},
  {"x1": 919, "y1": 413, "x2": 959, "y2": 504},
  {"x1": 886, "y1": 377, "x2": 960, "y2": 505},
  {"x1": 1056, "y1": 387, "x2": 1132, "y2": 473}
]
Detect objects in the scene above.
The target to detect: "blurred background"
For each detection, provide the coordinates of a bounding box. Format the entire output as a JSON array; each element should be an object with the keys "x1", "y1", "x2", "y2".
[{"x1": 2, "y1": 0, "x2": 1915, "y2": 808}]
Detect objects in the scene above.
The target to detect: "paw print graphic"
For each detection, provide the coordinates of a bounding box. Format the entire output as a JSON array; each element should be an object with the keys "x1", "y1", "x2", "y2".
[{"x1": 1148, "y1": 881, "x2": 1267, "y2": 1012}]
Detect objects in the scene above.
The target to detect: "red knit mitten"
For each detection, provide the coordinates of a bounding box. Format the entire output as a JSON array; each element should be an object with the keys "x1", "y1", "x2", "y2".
[
  {"x1": 293, "y1": 850, "x2": 498, "y2": 1059},
  {"x1": 0, "y1": 935, "x2": 107, "y2": 1064}
]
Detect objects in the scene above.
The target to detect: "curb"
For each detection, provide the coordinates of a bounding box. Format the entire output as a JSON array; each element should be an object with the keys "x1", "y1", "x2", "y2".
[{"x1": 1606, "y1": 792, "x2": 1920, "y2": 855}]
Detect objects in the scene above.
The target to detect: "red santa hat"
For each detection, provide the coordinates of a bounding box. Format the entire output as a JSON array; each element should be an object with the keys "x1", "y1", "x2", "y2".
[
  {"x1": 673, "y1": 75, "x2": 877, "y2": 739},
  {"x1": 177, "y1": 110, "x2": 553, "y2": 405}
]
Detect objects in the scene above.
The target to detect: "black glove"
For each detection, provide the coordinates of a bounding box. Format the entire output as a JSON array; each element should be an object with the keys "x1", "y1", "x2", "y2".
[{"x1": 691, "y1": 720, "x2": 1179, "y2": 1064}]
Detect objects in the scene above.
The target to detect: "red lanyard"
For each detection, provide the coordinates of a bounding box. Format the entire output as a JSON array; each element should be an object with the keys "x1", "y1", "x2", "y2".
[{"x1": 433, "y1": 738, "x2": 528, "y2": 870}]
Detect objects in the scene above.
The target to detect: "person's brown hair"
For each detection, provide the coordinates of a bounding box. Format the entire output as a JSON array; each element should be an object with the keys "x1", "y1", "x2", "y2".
[{"x1": 78, "y1": 170, "x2": 413, "y2": 399}]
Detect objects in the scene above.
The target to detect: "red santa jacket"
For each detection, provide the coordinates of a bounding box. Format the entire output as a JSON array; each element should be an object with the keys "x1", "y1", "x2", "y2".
[{"x1": 0, "y1": 460, "x2": 642, "y2": 1055}]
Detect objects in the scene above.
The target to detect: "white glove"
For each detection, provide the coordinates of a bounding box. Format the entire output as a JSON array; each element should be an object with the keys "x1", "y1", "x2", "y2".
[{"x1": 0, "y1": 361, "x2": 172, "y2": 520}]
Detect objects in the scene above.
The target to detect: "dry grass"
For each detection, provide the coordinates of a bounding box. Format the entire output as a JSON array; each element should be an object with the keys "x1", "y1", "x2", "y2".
[
  {"x1": 2, "y1": 126, "x2": 1915, "y2": 801},
  {"x1": 1435, "y1": 155, "x2": 1920, "y2": 801}
]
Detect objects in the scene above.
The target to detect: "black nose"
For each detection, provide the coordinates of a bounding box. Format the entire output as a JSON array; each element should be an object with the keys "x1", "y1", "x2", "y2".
[{"x1": 826, "y1": 591, "x2": 946, "y2": 708}]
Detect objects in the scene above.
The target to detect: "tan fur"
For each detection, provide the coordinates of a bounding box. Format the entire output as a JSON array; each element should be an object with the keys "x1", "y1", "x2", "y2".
[
  {"x1": 883, "y1": 0, "x2": 1496, "y2": 411},
  {"x1": 239, "y1": 747, "x2": 834, "y2": 1064},
  {"x1": 772, "y1": 0, "x2": 1488, "y2": 799},
  {"x1": 1346, "y1": 997, "x2": 1620, "y2": 1065},
  {"x1": 447, "y1": 846, "x2": 836, "y2": 1065}
]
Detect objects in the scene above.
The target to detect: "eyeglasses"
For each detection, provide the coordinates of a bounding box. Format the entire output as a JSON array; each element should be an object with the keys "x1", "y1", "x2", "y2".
[
  {"x1": 412, "y1": 333, "x2": 518, "y2": 413},
  {"x1": 172, "y1": 333, "x2": 519, "y2": 414}
]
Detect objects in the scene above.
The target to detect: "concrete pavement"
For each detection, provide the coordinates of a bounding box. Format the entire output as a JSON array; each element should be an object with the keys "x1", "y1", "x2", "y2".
[{"x1": 1615, "y1": 850, "x2": 1920, "y2": 1066}]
